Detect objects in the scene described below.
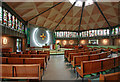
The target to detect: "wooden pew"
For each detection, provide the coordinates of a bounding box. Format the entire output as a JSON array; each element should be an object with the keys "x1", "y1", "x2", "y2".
[
  {"x1": 68, "y1": 49, "x2": 101, "y2": 63},
  {"x1": 1, "y1": 48, "x2": 12, "y2": 54},
  {"x1": 99, "y1": 52, "x2": 108, "y2": 59},
  {"x1": 66, "y1": 49, "x2": 86, "y2": 61},
  {"x1": 30, "y1": 50, "x2": 37, "y2": 54},
  {"x1": 0, "y1": 64, "x2": 41, "y2": 81},
  {"x1": 1, "y1": 57, "x2": 45, "y2": 76},
  {"x1": 64, "y1": 50, "x2": 77, "y2": 59},
  {"x1": 76, "y1": 56, "x2": 119, "y2": 80},
  {"x1": 68, "y1": 52, "x2": 89, "y2": 63},
  {"x1": 111, "y1": 48, "x2": 118, "y2": 54},
  {"x1": 99, "y1": 72, "x2": 120, "y2": 82},
  {"x1": 1, "y1": 57, "x2": 46, "y2": 70},
  {"x1": 71, "y1": 52, "x2": 108, "y2": 72},
  {"x1": 71, "y1": 55, "x2": 89, "y2": 72},
  {"x1": 2, "y1": 54, "x2": 48, "y2": 65},
  {"x1": 37, "y1": 51, "x2": 50, "y2": 60}
]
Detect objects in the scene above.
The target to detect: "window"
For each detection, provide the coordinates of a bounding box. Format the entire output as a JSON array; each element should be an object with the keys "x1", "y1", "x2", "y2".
[
  {"x1": 89, "y1": 30, "x2": 94, "y2": 37},
  {"x1": 94, "y1": 30, "x2": 97, "y2": 36},
  {"x1": 106, "y1": 29, "x2": 109, "y2": 36},
  {"x1": 115, "y1": 27, "x2": 118, "y2": 35},
  {"x1": 1, "y1": 7, "x2": 25, "y2": 33},
  {"x1": 0, "y1": 6, "x2": 2, "y2": 24},
  {"x1": 3, "y1": 9, "x2": 7, "y2": 26},
  {"x1": 17, "y1": 21, "x2": 20, "y2": 31},
  {"x1": 12, "y1": 15, "x2": 15, "y2": 29},
  {"x1": 16, "y1": 39, "x2": 22, "y2": 52},
  {"x1": 80, "y1": 32, "x2": 82, "y2": 37},
  {"x1": 8, "y1": 12, "x2": 12, "y2": 27},
  {"x1": 55, "y1": 31, "x2": 78, "y2": 38},
  {"x1": 82, "y1": 31, "x2": 87, "y2": 37},
  {"x1": 112, "y1": 28, "x2": 115, "y2": 35},
  {"x1": 98, "y1": 29, "x2": 103, "y2": 36},
  {"x1": 15, "y1": 18, "x2": 18, "y2": 30},
  {"x1": 119, "y1": 27, "x2": 120, "y2": 34},
  {"x1": 103, "y1": 29, "x2": 107, "y2": 36}
]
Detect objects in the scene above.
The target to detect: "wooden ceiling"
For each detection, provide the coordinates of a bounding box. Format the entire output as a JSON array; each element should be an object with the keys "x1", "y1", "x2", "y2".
[{"x1": 6, "y1": 2, "x2": 119, "y2": 31}]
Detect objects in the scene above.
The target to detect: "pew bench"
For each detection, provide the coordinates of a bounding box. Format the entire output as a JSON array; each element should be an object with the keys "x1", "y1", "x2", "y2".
[
  {"x1": 89, "y1": 72, "x2": 120, "y2": 82},
  {"x1": 0, "y1": 64, "x2": 41, "y2": 81},
  {"x1": 1, "y1": 57, "x2": 45, "y2": 76},
  {"x1": 76, "y1": 56, "x2": 120, "y2": 80}
]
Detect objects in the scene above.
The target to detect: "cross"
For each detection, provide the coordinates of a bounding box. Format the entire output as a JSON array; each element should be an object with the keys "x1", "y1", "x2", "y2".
[{"x1": 40, "y1": 33, "x2": 46, "y2": 40}]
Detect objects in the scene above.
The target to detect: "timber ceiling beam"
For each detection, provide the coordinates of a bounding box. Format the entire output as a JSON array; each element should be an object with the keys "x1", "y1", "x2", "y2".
[{"x1": 54, "y1": 0, "x2": 78, "y2": 31}]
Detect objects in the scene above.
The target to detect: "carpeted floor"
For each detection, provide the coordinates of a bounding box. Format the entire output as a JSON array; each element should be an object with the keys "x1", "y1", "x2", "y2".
[{"x1": 42, "y1": 55, "x2": 78, "y2": 80}]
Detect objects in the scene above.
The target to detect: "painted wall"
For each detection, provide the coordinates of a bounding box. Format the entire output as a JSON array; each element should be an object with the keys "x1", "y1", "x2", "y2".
[
  {"x1": 30, "y1": 27, "x2": 53, "y2": 47},
  {"x1": 2, "y1": 36, "x2": 16, "y2": 52},
  {"x1": 79, "y1": 40, "x2": 88, "y2": 45},
  {"x1": 114, "y1": 39, "x2": 120, "y2": 46},
  {"x1": 99, "y1": 39, "x2": 110, "y2": 46}
]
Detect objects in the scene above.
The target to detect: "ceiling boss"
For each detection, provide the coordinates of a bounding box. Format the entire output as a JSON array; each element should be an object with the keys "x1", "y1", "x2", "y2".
[{"x1": 40, "y1": 33, "x2": 46, "y2": 40}]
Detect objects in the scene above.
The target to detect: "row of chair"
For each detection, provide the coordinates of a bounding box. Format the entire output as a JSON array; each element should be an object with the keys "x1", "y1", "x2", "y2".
[
  {"x1": 88, "y1": 71, "x2": 120, "y2": 82},
  {"x1": 3, "y1": 53, "x2": 48, "y2": 65},
  {"x1": 71, "y1": 52, "x2": 111, "y2": 72},
  {"x1": 21, "y1": 50, "x2": 50, "y2": 60},
  {"x1": 1, "y1": 57, "x2": 46, "y2": 71},
  {"x1": 68, "y1": 49, "x2": 102, "y2": 62},
  {"x1": 64, "y1": 48, "x2": 94, "y2": 60},
  {"x1": 76, "y1": 56, "x2": 120, "y2": 80},
  {"x1": 0, "y1": 64, "x2": 42, "y2": 81}
]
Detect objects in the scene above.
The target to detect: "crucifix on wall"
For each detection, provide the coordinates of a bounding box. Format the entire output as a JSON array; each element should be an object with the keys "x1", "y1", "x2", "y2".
[{"x1": 40, "y1": 33, "x2": 46, "y2": 40}]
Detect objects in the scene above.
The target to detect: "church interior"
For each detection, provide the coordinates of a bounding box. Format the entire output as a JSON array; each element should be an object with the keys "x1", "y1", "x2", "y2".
[{"x1": 0, "y1": 0, "x2": 120, "y2": 82}]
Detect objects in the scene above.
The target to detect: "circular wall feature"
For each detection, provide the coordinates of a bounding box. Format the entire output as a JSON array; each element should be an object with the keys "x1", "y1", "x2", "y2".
[
  {"x1": 69, "y1": 40, "x2": 74, "y2": 45},
  {"x1": 81, "y1": 40, "x2": 86, "y2": 45},
  {"x1": 62, "y1": 40, "x2": 67, "y2": 46},
  {"x1": 56, "y1": 40, "x2": 61, "y2": 44},
  {"x1": 33, "y1": 28, "x2": 50, "y2": 47}
]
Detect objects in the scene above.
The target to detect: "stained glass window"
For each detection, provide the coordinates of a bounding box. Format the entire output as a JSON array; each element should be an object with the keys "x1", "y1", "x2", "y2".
[
  {"x1": 73, "y1": 32, "x2": 77, "y2": 37},
  {"x1": 3, "y1": 9, "x2": 7, "y2": 26},
  {"x1": 69, "y1": 32, "x2": 72, "y2": 37},
  {"x1": 80, "y1": 32, "x2": 82, "y2": 37},
  {"x1": 98, "y1": 29, "x2": 103, "y2": 36},
  {"x1": 89, "y1": 30, "x2": 94, "y2": 37},
  {"x1": 103, "y1": 29, "x2": 107, "y2": 36},
  {"x1": 86, "y1": 31, "x2": 89, "y2": 37},
  {"x1": 22, "y1": 24, "x2": 24, "y2": 33},
  {"x1": 112, "y1": 28, "x2": 115, "y2": 35},
  {"x1": 59, "y1": 32, "x2": 63, "y2": 37},
  {"x1": 89, "y1": 30, "x2": 91, "y2": 37},
  {"x1": 119, "y1": 27, "x2": 120, "y2": 34},
  {"x1": 12, "y1": 15, "x2": 15, "y2": 29},
  {"x1": 82, "y1": 31, "x2": 87, "y2": 37},
  {"x1": 17, "y1": 20, "x2": 20, "y2": 31},
  {"x1": 8, "y1": 12, "x2": 12, "y2": 27},
  {"x1": 94, "y1": 30, "x2": 97, "y2": 36},
  {"x1": 66, "y1": 32, "x2": 68, "y2": 37},
  {"x1": 0, "y1": 6, "x2": 2, "y2": 24},
  {"x1": 115, "y1": 27, "x2": 118, "y2": 35},
  {"x1": 15, "y1": 18, "x2": 18, "y2": 30},
  {"x1": 106, "y1": 29, "x2": 109, "y2": 36}
]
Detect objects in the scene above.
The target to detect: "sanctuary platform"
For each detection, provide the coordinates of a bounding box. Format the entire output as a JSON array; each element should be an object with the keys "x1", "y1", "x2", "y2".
[{"x1": 30, "y1": 48, "x2": 73, "y2": 55}]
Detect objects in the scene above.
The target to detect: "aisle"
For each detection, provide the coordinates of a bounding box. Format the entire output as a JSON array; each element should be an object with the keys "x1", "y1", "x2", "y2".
[{"x1": 42, "y1": 55, "x2": 77, "y2": 80}]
